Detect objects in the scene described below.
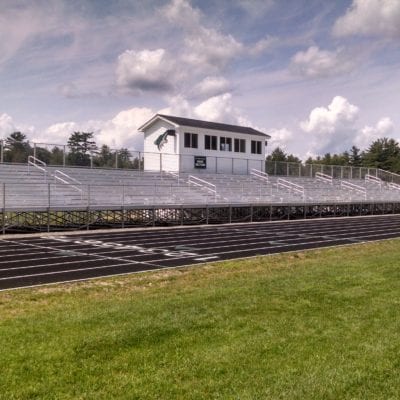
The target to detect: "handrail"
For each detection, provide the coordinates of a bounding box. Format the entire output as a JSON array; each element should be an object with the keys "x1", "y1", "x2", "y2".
[
  {"x1": 377, "y1": 168, "x2": 400, "y2": 184},
  {"x1": 163, "y1": 170, "x2": 180, "y2": 184},
  {"x1": 315, "y1": 171, "x2": 333, "y2": 185},
  {"x1": 388, "y1": 182, "x2": 400, "y2": 191},
  {"x1": 340, "y1": 180, "x2": 366, "y2": 195},
  {"x1": 250, "y1": 168, "x2": 269, "y2": 183},
  {"x1": 365, "y1": 174, "x2": 382, "y2": 186},
  {"x1": 277, "y1": 178, "x2": 304, "y2": 196},
  {"x1": 188, "y1": 175, "x2": 216, "y2": 195},
  {"x1": 27, "y1": 155, "x2": 47, "y2": 180},
  {"x1": 53, "y1": 170, "x2": 83, "y2": 193}
]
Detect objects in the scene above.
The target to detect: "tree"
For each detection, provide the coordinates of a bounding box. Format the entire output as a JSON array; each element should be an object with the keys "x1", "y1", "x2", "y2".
[
  {"x1": 362, "y1": 138, "x2": 400, "y2": 172},
  {"x1": 34, "y1": 146, "x2": 52, "y2": 164},
  {"x1": 118, "y1": 148, "x2": 133, "y2": 169},
  {"x1": 67, "y1": 132, "x2": 97, "y2": 166},
  {"x1": 50, "y1": 147, "x2": 65, "y2": 166},
  {"x1": 286, "y1": 154, "x2": 301, "y2": 163},
  {"x1": 4, "y1": 132, "x2": 31, "y2": 163},
  {"x1": 349, "y1": 146, "x2": 362, "y2": 167},
  {"x1": 266, "y1": 147, "x2": 288, "y2": 162},
  {"x1": 94, "y1": 145, "x2": 115, "y2": 168}
]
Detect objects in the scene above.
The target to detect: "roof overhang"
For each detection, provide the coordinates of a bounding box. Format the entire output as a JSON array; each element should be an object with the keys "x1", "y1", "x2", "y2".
[{"x1": 138, "y1": 114, "x2": 179, "y2": 132}]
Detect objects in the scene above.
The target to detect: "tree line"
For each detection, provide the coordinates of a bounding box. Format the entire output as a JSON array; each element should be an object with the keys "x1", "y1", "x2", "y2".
[
  {"x1": 1, "y1": 131, "x2": 141, "y2": 169},
  {"x1": 267, "y1": 138, "x2": 400, "y2": 173},
  {"x1": 2, "y1": 130, "x2": 400, "y2": 173}
]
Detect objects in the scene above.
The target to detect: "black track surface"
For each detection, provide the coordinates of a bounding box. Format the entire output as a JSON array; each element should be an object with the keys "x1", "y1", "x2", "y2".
[{"x1": 1, "y1": 215, "x2": 400, "y2": 291}]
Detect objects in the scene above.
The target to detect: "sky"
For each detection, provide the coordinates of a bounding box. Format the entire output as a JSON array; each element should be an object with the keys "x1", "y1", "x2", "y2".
[{"x1": 0, "y1": 0, "x2": 400, "y2": 159}]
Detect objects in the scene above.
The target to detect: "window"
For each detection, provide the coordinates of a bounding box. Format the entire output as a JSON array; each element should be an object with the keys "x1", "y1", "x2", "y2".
[
  {"x1": 220, "y1": 136, "x2": 232, "y2": 151},
  {"x1": 234, "y1": 138, "x2": 246, "y2": 153},
  {"x1": 184, "y1": 132, "x2": 198, "y2": 148},
  {"x1": 251, "y1": 140, "x2": 262, "y2": 154},
  {"x1": 205, "y1": 135, "x2": 217, "y2": 150}
]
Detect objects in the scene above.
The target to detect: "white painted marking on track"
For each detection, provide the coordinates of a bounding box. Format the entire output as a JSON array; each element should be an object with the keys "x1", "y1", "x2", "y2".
[
  {"x1": 194, "y1": 256, "x2": 219, "y2": 261},
  {"x1": 0, "y1": 239, "x2": 163, "y2": 269}
]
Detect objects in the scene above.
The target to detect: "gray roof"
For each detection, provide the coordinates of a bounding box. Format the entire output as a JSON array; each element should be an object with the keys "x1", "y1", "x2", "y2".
[{"x1": 157, "y1": 114, "x2": 270, "y2": 138}]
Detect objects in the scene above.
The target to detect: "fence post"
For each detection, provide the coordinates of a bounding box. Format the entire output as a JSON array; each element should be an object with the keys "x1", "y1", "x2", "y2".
[
  {"x1": 2, "y1": 183, "x2": 5, "y2": 235},
  {"x1": 115, "y1": 151, "x2": 118, "y2": 169},
  {"x1": 63, "y1": 145, "x2": 66, "y2": 167},
  {"x1": 0, "y1": 140, "x2": 3, "y2": 164},
  {"x1": 33, "y1": 143, "x2": 37, "y2": 160},
  {"x1": 87, "y1": 185, "x2": 91, "y2": 230},
  {"x1": 47, "y1": 183, "x2": 51, "y2": 232}
]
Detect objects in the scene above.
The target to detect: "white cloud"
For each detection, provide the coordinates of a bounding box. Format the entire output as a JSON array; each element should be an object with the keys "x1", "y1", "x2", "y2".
[
  {"x1": 290, "y1": 46, "x2": 354, "y2": 78},
  {"x1": 163, "y1": 0, "x2": 276, "y2": 71},
  {"x1": 98, "y1": 108, "x2": 154, "y2": 150},
  {"x1": 0, "y1": 113, "x2": 35, "y2": 138},
  {"x1": 182, "y1": 27, "x2": 243, "y2": 72},
  {"x1": 36, "y1": 120, "x2": 103, "y2": 145},
  {"x1": 333, "y1": 0, "x2": 400, "y2": 38},
  {"x1": 163, "y1": 0, "x2": 201, "y2": 29},
  {"x1": 163, "y1": 0, "x2": 243, "y2": 73},
  {"x1": 0, "y1": 113, "x2": 17, "y2": 136},
  {"x1": 116, "y1": 49, "x2": 178, "y2": 93},
  {"x1": 158, "y1": 95, "x2": 193, "y2": 118},
  {"x1": 194, "y1": 93, "x2": 238, "y2": 123},
  {"x1": 300, "y1": 96, "x2": 360, "y2": 154},
  {"x1": 248, "y1": 36, "x2": 278, "y2": 56},
  {"x1": 193, "y1": 76, "x2": 231, "y2": 97},
  {"x1": 354, "y1": 117, "x2": 395, "y2": 149},
  {"x1": 266, "y1": 128, "x2": 294, "y2": 150},
  {"x1": 41, "y1": 108, "x2": 154, "y2": 150},
  {"x1": 236, "y1": 0, "x2": 274, "y2": 18}
]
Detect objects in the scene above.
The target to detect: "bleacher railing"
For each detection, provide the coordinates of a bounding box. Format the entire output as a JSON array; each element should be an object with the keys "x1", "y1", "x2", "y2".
[
  {"x1": 277, "y1": 178, "x2": 305, "y2": 197},
  {"x1": 2, "y1": 139, "x2": 400, "y2": 185},
  {"x1": 27, "y1": 155, "x2": 48, "y2": 181},
  {"x1": 265, "y1": 161, "x2": 400, "y2": 185},
  {"x1": 340, "y1": 180, "x2": 367, "y2": 198},
  {"x1": 250, "y1": 169, "x2": 269, "y2": 183}
]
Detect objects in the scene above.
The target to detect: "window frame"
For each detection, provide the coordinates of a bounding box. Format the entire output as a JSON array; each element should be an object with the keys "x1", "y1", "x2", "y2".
[
  {"x1": 251, "y1": 140, "x2": 262, "y2": 154},
  {"x1": 205, "y1": 134, "x2": 217, "y2": 150},
  {"x1": 184, "y1": 132, "x2": 198, "y2": 149},
  {"x1": 234, "y1": 138, "x2": 246, "y2": 153},
  {"x1": 220, "y1": 136, "x2": 232, "y2": 152}
]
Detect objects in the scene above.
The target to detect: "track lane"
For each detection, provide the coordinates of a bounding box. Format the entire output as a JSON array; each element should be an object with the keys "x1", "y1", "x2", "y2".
[{"x1": 1, "y1": 214, "x2": 400, "y2": 291}]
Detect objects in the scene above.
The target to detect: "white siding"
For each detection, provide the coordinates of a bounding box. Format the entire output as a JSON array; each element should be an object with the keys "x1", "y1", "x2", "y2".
[
  {"x1": 142, "y1": 117, "x2": 267, "y2": 174},
  {"x1": 143, "y1": 119, "x2": 178, "y2": 171}
]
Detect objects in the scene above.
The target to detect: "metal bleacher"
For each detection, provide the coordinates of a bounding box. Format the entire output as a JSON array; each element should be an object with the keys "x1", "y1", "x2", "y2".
[{"x1": 1, "y1": 159, "x2": 400, "y2": 211}]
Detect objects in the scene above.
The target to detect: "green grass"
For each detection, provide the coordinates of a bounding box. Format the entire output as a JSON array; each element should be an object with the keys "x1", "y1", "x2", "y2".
[{"x1": 1, "y1": 240, "x2": 400, "y2": 399}]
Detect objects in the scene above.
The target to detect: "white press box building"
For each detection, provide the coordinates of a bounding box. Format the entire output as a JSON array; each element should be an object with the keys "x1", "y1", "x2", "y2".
[{"x1": 139, "y1": 114, "x2": 271, "y2": 174}]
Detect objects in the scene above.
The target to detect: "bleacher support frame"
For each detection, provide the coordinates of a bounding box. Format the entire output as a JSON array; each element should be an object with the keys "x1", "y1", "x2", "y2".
[{"x1": 2, "y1": 201, "x2": 400, "y2": 233}]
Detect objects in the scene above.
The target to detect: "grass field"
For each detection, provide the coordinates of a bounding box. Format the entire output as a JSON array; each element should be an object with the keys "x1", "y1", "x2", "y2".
[{"x1": 1, "y1": 240, "x2": 400, "y2": 399}]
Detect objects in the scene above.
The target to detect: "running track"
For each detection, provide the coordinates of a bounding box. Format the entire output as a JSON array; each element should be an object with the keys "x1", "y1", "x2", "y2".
[{"x1": 1, "y1": 214, "x2": 400, "y2": 291}]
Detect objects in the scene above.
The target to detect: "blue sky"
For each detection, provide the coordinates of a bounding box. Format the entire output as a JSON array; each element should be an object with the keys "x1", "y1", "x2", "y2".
[{"x1": 0, "y1": 0, "x2": 399, "y2": 158}]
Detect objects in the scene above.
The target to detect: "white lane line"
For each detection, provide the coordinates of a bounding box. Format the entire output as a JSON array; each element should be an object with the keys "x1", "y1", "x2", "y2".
[
  {"x1": 31, "y1": 223, "x2": 400, "y2": 262},
  {"x1": 194, "y1": 256, "x2": 219, "y2": 261},
  {"x1": 1, "y1": 219, "x2": 399, "y2": 284},
  {"x1": 0, "y1": 262, "x2": 156, "y2": 282},
  {"x1": 2, "y1": 220, "x2": 400, "y2": 291},
  {"x1": 29, "y1": 218, "x2": 400, "y2": 252},
  {"x1": 0, "y1": 239, "x2": 163, "y2": 270},
  {"x1": 0, "y1": 258, "x2": 125, "y2": 273},
  {"x1": 46, "y1": 215, "x2": 400, "y2": 243}
]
